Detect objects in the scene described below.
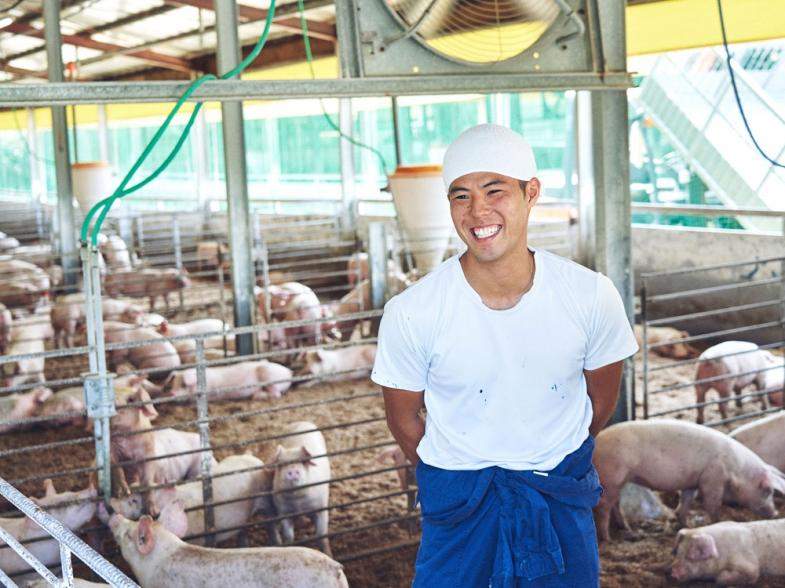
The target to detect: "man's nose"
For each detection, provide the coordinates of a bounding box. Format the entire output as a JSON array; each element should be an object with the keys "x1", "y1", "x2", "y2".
[{"x1": 469, "y1": 195, "x2": 490, "y2": 217}]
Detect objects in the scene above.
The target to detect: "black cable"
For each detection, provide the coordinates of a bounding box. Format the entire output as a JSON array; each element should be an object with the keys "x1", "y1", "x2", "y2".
[
  {"x1": 0, "y1": 0, "x2": 24, "y2": 15},
  {"x1": 717, "y1": 0, "x2": 785, "y2": 169}
]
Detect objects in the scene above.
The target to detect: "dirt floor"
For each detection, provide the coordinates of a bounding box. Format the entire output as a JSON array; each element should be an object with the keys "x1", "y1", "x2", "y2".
[{"x1": 2, "y1": 284, "x2": 784, "y2": 586}]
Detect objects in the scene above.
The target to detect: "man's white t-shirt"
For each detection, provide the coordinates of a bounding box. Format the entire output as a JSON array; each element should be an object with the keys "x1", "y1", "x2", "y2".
[{"x1": 371, "y1": 248, "x2": 638, "y2": 471}]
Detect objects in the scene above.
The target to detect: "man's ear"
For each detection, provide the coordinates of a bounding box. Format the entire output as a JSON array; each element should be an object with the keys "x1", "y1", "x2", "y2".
[{"x1": 525, "y1": 177, "x2": 541, "y2": 203}]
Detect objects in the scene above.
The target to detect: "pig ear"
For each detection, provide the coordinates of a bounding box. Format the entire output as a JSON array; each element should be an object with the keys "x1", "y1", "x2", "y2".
[
  {"x1": 766, "y1": 468, "x2": 785, "y2": 495},
  {"x1": 154, "y1": 485, "x2": 177, "y2": 510},
  {"x1": 272, "y1": 445, "x2": 284, "y2": 463},
  {"x1": 140, "y1": 393, "x2": 158, "y2": 419},
  {"x1": 43, "y1": 478, "x2": 57, "y2": 497},
  {"x1": 300, "y1": 446, "x2": 317, "y2": 467},
  {"x1": 686, "y1": 533, "x2": 718, "y2": 561},
  {"x1": 136, "y1": 516, "x2": 156, "y2": 555},
  {"x1": 158, "y1": 499, "x2": 188, "y2": 539}
]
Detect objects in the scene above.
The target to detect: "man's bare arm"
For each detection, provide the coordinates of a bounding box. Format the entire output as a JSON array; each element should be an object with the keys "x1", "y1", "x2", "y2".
[
  {"x1": 584, "y1": 360, "x2": 625, "y2": 437},
  {"x1": 382, "y1": 386, "x2": 425, "y2": 465}
]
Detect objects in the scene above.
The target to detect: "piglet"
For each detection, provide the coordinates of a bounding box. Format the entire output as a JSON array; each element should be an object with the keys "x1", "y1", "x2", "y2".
[
  {"x1": 593, "y1": 419, "x2": 785, "y2": 542},
  {"x1": 271, "y1": 421, "x2": 332, "y2": 556},
  {"x1": 694, "y1": 341, "x2": 780, "y2": 424},
  {"x1": 0, "y1": 480, "x2": 97, "y2": 577},
  {"x1": 634, "y1": 324, "x2": 696, "y2": 359},
  {"x1": 35, "y1": 386, "x2": 86, "y2": 428},
  {"x1": 0, "y1": 259, "x2": 50, "y2": 311},
  {"x1": 670, "y1": 519, "x2": 785, "y2": 585},
  {"x1": 111, "y1": 453, "x2": 274, "y2": 545},
  {"x1": 730, "y1": 412, "x2": 785, "y2": 472},
  {"x1": 109, "y1": 500, "x2": 348, "y2": 588},
  {"x1": 104, "y1": 267, "x2": 190, "y2": 311},
  {"x1": 2, "y1": 318, "x2": 51, "y2": 388},
  {"x1": 104, "y1": 321, "x2": 180, "y2": 382},
  {"x1": 300, "y1": 344, "x2": 377, "y2": 384},
  {"x1": 166, "y1": 360, "x2": 292, "y2": 400},
  {"x1": 0, "y1": 386, "x2": 52, "y2": 432}
]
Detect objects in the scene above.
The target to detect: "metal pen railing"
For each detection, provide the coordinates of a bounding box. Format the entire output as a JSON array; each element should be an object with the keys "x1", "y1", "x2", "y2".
[{"x1": 0, "y1": 477, "x2": 138, "y2": 588}]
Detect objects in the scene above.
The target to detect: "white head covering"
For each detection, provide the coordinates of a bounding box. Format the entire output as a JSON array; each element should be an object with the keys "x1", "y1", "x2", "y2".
[{"x1": 442, "y1": 124, "x2": 538, "y2": 190}]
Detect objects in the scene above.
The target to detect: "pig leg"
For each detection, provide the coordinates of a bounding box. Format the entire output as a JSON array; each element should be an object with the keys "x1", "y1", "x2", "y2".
[
  {"x1": 675, "y1": 488, "x2": 697, "y2": 528},
  {"x1": 311, "y1": 511, "x2": 332, "y2": 557},
  {"x1": 697, "y1": 469, "x2": 727, "y2": 523},
  {"x1": 594, "y1": 496, "x2": 615, "y2": 542},
  {"x1": 148, "y1": 295, "x2": 156, "y2": 311},
  {"x1": 610, "y1": 502, "x2": 630, "y2": 533},
  {"x1": 280, "y1": 517, "x2": 295, "y2": 545},
  {"x1": 694, "y1": 382, "x2": 709, "y2": 425},
  {"x1": 752, "y1": 380, "x2": 770, "y2": 412},
  {"x1": 716, "y1": 565, "x2": 759, "y2": 587}
]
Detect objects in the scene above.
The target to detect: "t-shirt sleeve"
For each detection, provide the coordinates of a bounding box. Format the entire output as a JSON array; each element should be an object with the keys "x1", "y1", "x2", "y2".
[
  {"x1": 583, "y1": 274, "x2": 639, "y2": 370},
  {"x1": 371, "y1": 296, "x2": 428, "y2": 392}
]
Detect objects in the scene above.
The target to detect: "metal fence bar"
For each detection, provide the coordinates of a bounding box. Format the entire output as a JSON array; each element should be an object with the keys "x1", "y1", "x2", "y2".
[{"x1": 0, "y1": 478, "x2": 138, "y2": 588}]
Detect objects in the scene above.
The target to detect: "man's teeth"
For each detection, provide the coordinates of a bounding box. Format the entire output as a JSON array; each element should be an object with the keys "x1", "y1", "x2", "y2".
[{"x1": 473, "y1": 226, "x2": 500, "y2": 239}]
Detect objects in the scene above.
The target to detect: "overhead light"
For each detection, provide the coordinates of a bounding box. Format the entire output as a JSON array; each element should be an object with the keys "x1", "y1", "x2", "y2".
[{"x1": 0, "y1": 17, "x2": 14, "y2": 28}]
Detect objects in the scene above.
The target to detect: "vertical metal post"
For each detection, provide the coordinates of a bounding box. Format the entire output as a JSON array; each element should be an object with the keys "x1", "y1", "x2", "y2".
[
  {"x1": 561, "y1": 91, "x2": 576, "y2": 201},
  {"x1": 334, "y1": 0, "x2": 363, "y2": 78},
  {"x1": 173, "y1": 217, "x2": 184, "y2": 308},
  {"x1": 368, "y1": 222, "x2": 388, "y2": 309},
  {"x1": 391, "y1": 96, "x2": 402, "y2": 167},
  {"x1": 339, "y1": 98, "x2": 357, "y2": 238},
  {"x1": 590, "y1": 0, "x2": 633, "y2": 425},
  {"x1": 194, "y1": 339, "x2": 215, "y2": 547},
  {"x1": 575, "y1": 91, "x2": 595, "y2": 269},
  {"x1": 215, "y1": 0, "x2": 256, "y2": 356},
  {"x1": 97, "y1": 104, "x2": 110, "y2": 163},
  {"x1": 641, "y1": 281, "x2": 649, "y2": 420},
  {"x1": 44, "y1": 0, "x2": 78, "y2": 291},
  {"x1": 193, "y1": 106, "x2": 209, "y2": 210}
]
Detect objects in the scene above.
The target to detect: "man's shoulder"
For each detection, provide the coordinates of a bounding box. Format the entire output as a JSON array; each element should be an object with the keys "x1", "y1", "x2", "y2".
[{"x1": 387, "y1": 255, "x2": 458, "y2": 309}]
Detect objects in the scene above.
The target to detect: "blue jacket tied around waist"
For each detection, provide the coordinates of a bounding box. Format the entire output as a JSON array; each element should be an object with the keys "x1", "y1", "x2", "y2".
[{"x1": 414, "y1": 436, "x2": 602, "y2": 588}]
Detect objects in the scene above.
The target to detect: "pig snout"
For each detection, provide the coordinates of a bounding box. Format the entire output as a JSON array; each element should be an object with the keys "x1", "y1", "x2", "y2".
[
  {"x1": 669, "y1": 561, "x2": 688, "y2": 583},
  {"x1": 282, "y1": 465, "x2": 304, "y2": 484}
]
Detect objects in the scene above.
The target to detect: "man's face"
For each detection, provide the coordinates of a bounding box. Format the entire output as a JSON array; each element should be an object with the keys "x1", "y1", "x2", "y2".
[{"x1": 447, "y1": 171, "x2": 538, "y2": 265}]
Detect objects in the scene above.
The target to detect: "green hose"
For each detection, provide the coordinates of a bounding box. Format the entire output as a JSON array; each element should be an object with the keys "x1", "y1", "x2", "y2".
[{"x1": 81, "y1": 0, "x2": 278, "y2": 246}]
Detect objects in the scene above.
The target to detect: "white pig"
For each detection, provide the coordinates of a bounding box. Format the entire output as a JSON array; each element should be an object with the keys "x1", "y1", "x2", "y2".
[
  {"x1": 35, "y1": 386, "x2": 86, "y2": 428},
  {"x1": 2, "y1": 319, "x2": 51, "y2": 388},
  {"x1": 52, "y1": 294, "x2": 146, "y2": 348},
  {"x1": 104, "y1": 267, "x2": 191, "y2": 311},
  {"x1": 166, "y1": 360, "x2": 292, "y2": 400},
  {"x1": 593, "y1": 419, "x2": 785, "y2": 542},
  {"x1": 670, "y1": 519, "x2": 785, "y2": 585},
  {"x1": 108, "y1": 500, "x2": 348, "y2": 588},
  {"x1": 730, "y1": 412, "x2": 785, "y2": 471},
  {"x1": 104, "y1": 321, "x2": 180, "y2": 382},
  {"x1": 0, "y1": 259, "x2": 50, "y2": 310},
  {"x1": 694, "y1": 341, "x2": 780, "y2": 424},
  {"x1": 0, "y1": 301, "x2": 11, "y2": 355},
  {"x1": 634, "y1": 324, "x2": 697, "y2": 359},
  {"x1": 111, "y1": 454, "x2": 274, "y2": 545},
  {"x1": 100, "y1": 234, "x2": 134, "y2": 271},
  {"x1": 300, "y1": 344, "x2": 377, "y2": 384},
  {"x1": 0, "y1": 480, "x2": 97, "y2": 577},
  {"x1": 0, "y1": 386, "x2": 52, "y2": 432},
  {"x1": 271, "y1": 421, "x2": 332, "y2": 556}
]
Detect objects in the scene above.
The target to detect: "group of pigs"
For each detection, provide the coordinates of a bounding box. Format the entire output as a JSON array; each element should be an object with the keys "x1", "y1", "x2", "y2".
[{"x1": 2, "y1": 419, "x2": 348, "y2": 586}]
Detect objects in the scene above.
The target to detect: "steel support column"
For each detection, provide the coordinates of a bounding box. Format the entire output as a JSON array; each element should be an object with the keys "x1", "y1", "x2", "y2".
[
  {"x1": 339, "y1": 98, "x2": 357, "y2": 238},
  {"x1": 96, "y1": 104, "x2": 110, "y2": 163},
  {"x1": 215, "y1": 0, "x2": 255, "y2": 355},
  {"x1": 44, "y1": 0, "x2": 77, "y2": 290},
  {"x1": 26, "y1": 108, "x2": 46, "y2": 203},
  {"x1": 588, "y1": 0, "x2": 633, "y2": 424}
]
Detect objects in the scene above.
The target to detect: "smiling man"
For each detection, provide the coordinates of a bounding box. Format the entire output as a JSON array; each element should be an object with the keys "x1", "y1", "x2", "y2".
[{"x1": 371, "y1": 124, "x2": 638, "y2": 587}]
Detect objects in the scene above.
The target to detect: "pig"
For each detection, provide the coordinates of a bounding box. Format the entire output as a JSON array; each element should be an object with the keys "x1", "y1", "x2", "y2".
[
  {"x1": 0, "y1": 233, "x2": 19, "y2": 252},
  {"x1": 100, "y1": 234, "x2": 134, "y2": 271},
  {"x1": 110, "y1": 454, "x2": 274, "y2": 545},
  {"x1": 694, "y1": 341, "x2": 780, "y2": 424},
  {"x1": 730, "y1": 412, "x2": 785, "y2": 471},
  {"x1": 35, "y1": 386, "x2": 86, "y2": 428},
  {"x1": 51, "y1": 294, "x2": 145, "y2": 348},
  {"x1": 157, "y1": 319, "x2": 231, "y2": 362},
  {"x1": 633, "y1": 324, "x2": 697, "y2": 359},
  {"x1": 0, "y1": 301, "x2": 11, "y2": 354},
  {"x1": 195, "y1": 240, "x2": 229, "y2": 275},
  {"x1": 45, "y1": 264, "x2": 64, "y2": 291},
  {"x1": 376, "y1": 445, "x2": 417, "y2": 532},
  {"x1": 108, "y1": 500, "x2": 348, "y2": 588},
  {"x1": 2, "y1": 319, "x2": 51, "y2": 388},
  {"x1": 0, "y1": 480, "x2": 97, "y2": 577},
  {"x1": 114, "y1": 363, "x2": 166, "y2": 398},
  {"x1": 104, "y1": 267, "x2": 191, "y2": 311},
  {"x1": 593, "y1": 419, "x2": 785, "y2": 542},
  {"x1": 0, "y1": 259, "x2": 50, "y2": 310},
  {"x1": 299, "y1": 344, "x2": 377, "y2": 385},
  {"x1": 0, "y1": 386, "x2": 52, "y2": 432},
  {"x1": 256, "y1": 282, "x2": 332, "y2": 350},
  {"x1": 345, "y1": 252, "x2": 401, "y2": 289},
  {"x1": 670, "y1": 519, "x2": 785, "y2": 585},
  {"x1": 332, "y1": 274, "x2": 411, "y2": 340},
  {"x1": 110, "y1": 386, "x2": 215, "y2": 505},
  {"x1": 271, "y1": 421, "x2": 332, "y2": 556},
  {"x1": 103, "y1": 321, "x2": 180, "y2": 382},
  {"x1": 165, "y1": 360, "x2": 292, "y2": 400}
]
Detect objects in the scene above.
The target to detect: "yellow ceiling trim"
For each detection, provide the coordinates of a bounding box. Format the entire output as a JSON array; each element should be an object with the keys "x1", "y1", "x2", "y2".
[{"x1": 627, "y1": 0, "x2": 785, "y2": 56}]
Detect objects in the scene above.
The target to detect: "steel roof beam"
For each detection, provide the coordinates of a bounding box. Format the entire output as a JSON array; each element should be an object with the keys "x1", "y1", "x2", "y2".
[
  {"x1": 163, "y1": 0, "x2": 337, "y2": 42},
  {"x1": 2, "y1": 21, "x2": 194, "y2": 73}
]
